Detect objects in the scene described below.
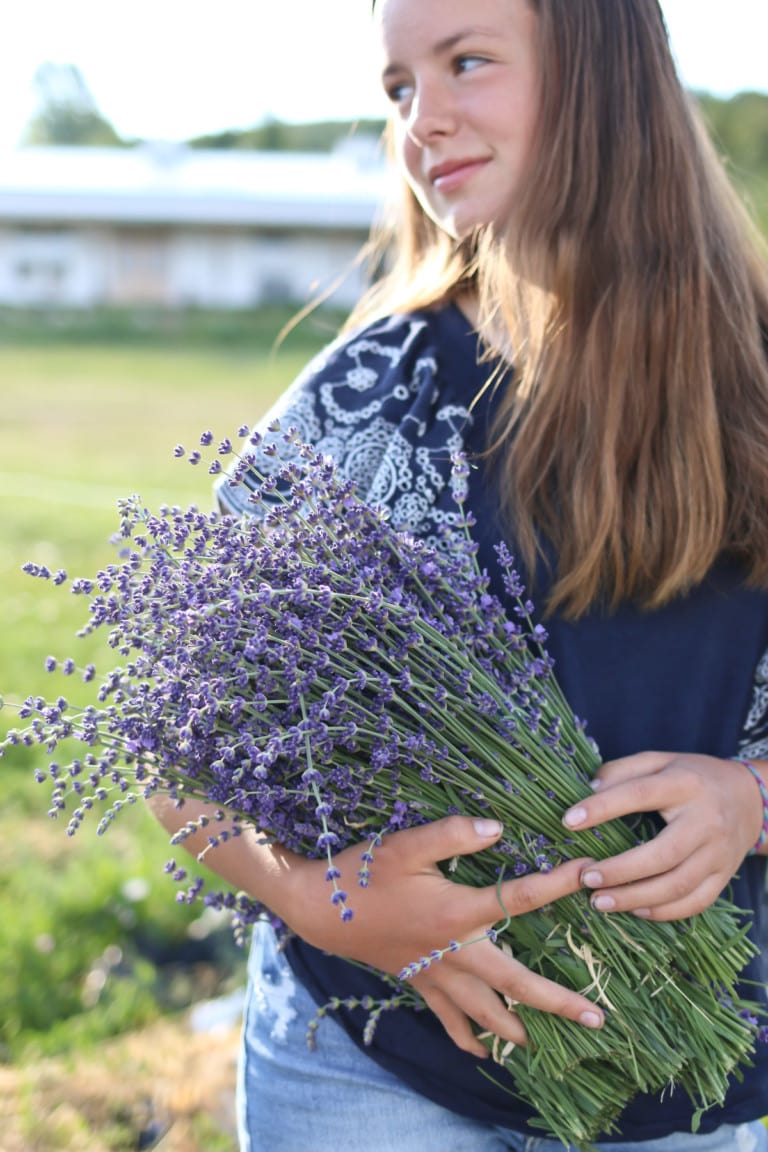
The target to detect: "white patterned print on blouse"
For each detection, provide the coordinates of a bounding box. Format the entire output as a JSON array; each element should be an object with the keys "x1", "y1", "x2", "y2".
[
  {"x1": 739, "y1": 646, "x2": 768, "y2": 761},
  {"x1": 215, "y1": 312, "x2": 477, "y2": 554}
]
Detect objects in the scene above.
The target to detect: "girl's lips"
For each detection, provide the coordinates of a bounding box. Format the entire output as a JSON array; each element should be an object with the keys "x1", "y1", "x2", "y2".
[{"x1": 430, "y1": 158, "x2": 490, "y2": 192}]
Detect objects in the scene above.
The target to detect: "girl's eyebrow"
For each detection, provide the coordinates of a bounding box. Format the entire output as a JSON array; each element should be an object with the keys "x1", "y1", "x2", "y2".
[
  {"x1": 432, "y1": 27, "x2": 498, "y2": 53},
  {"x1": 381, "y1": 26, "x2": 497, "y2": 79}
]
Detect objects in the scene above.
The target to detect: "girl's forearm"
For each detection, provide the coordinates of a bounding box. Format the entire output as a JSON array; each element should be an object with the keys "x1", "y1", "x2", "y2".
[{"x1": 146, "y1": 793, "x2": 306, "y2": 925}]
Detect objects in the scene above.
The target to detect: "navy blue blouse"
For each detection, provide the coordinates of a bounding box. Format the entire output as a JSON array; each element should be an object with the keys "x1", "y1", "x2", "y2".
[{"x1": 218, "y1": 303, "x2": 768, "y2": 1141}]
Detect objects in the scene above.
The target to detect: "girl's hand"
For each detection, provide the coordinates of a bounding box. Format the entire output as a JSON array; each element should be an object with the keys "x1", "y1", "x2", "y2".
[
  {"x1": 148, "y1": 798, "x2": 604, "y2": 1057},
  {"x1": 562, "y1": 751, "x2": 764, "y2": 921},
  {"x1": 289, "y1": 816, "x2": 604, "y2": 1058}
]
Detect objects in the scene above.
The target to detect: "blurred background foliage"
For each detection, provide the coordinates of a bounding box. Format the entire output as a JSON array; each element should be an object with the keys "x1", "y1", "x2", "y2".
[{"x1": 698, "y1": 91, "x2": 768, "y2": 234}]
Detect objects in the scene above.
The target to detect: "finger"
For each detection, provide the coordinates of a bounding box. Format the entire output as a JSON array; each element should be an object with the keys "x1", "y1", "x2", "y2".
[
  {"x1": 625, "y1": 876, "x2": 728, "y2": 921},
  {"x1": 562, "y1": 771, "x2": 681, "y2": 832},
  {"x1": 468, "y1": 947, "x2": 605, "y2": 1029},
  {"x1": 483, "y1": 856, "x2": 593, "y2": 924},
  {"x1": 584, "y1": 848, "x2": 723, "y2": 916},
  {"x1": 385, "y1": 814, "x2": 504, "y2": 869},
  {"x1": 578, "y1": 830, "x2": 695, "y2": 891},
  {"x1": 592, "y1": 750, "x2": 670, "y2": 787},
  {"x1": 416, "y1": 982, "x2": 493, "y2": 1058},
  {"x1": 419, "y1": 970, "x2": 528, "y2": 1050}
]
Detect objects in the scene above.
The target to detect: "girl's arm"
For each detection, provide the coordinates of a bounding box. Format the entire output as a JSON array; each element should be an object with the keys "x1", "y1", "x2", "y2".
[{"x1": 148, "y1": 794, "x2": 604, "y2": 1057}]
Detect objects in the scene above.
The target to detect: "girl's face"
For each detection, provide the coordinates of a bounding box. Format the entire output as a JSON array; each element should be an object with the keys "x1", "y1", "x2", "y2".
[{"x1": 375, "y1": 0, "x2": 541, "y2": 240}]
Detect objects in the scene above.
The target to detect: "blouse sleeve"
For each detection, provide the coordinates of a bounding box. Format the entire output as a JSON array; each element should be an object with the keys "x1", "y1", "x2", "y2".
[{"x1": 214, "y1": 311, "x2": 474, "y2": 537}]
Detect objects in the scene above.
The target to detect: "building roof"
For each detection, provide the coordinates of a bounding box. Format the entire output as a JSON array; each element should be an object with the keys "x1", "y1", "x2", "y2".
[{"x1": 0, "y1": 142, "x2": 392, "y2": 230}]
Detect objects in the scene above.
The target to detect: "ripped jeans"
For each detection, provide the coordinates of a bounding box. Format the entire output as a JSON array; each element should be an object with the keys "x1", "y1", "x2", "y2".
[{"x1": 236, "y1": 920, "x2": 768, "y2": 1152}]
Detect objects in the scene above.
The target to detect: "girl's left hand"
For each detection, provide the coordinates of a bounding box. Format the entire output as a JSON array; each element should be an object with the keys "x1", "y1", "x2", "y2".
[{"x1": 561, "y1": 751, "x2": 764, "y2": 920}]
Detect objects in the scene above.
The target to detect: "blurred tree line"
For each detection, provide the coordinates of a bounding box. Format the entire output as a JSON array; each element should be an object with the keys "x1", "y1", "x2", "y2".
[
  {"x1": 23, "y1": 63, "x2": 125, "y2": 147},
  {"x1": 697, "y1": 92, "x2": 768, "y2": 233},
  {"x1": 22, "y1": 62, "x2": 386, "y2": 153},
  {"x1": 188, "y1": 117, "x2": 386, "y2": 152},
  {"x1": 23, "y1": 63, "x2": 768, "y2": 234}
]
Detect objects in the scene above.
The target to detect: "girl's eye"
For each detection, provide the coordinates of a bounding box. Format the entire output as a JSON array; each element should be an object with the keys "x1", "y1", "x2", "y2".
[
  {"x1": 382, "y1": 53, "x2": 488, "y2": 105},
  {"x1": 384, "y1": 80, "x2": 413, "y2": 105},
  {"x1": 456, "y1": 55, "x2": 488, "y2": 74}
]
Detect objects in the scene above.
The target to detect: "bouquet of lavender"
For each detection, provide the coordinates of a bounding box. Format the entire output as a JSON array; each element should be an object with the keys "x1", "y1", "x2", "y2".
[{"x1": 3, "y1": 422, "x2": 765, "y2": 1150}]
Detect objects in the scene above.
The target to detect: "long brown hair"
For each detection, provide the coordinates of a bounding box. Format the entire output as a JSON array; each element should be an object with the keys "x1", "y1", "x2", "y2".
[
  {"x1": 480, "y1": 0, "x2": 768, "y2": 616},
  {"x1": 353, "y1": 0, "x2": 768, "y2": 617}
]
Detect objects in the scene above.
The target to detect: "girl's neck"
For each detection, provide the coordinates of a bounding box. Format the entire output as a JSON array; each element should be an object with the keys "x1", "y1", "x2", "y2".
[{"x1": 454, "y1": 289, "x2": 513, "y2": 364}]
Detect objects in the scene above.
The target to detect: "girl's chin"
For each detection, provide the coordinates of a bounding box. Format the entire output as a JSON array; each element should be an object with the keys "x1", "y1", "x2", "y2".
[
  {"x1": 424, "y1": 211, "x2": 479, "y2": 241},
  {"x1": 426, "y1": 205, "x2": 500, "y2": 240}
]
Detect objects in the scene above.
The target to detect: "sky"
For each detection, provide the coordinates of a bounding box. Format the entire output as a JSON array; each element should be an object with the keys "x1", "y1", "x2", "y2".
[{"x1": 0, "y1": 0, "x2": 765, "y2": 151}]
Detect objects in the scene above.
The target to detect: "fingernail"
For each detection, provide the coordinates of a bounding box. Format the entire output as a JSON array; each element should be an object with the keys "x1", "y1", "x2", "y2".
[
  {"x1": 591, "y1": 894, "x2": 615, "y2": 911},
  {"x1": 563, "y1": 806, "x2": 587, "y2": 828},
  {"x1": 474, "y1": 818, "x2": 502, "y2": 837},
  {"x1": 590, "y1": 779, "x2": 602, "y2": 790},
  {"x1": 633, "y1": 908, "x2": 652, "y2": 919},
  {"x1": 579, "y1": 1010, "x2": 603, "y2": 1029},
  {"x1": 581, "y1": 870, "x2": 603, "y2": 887}
]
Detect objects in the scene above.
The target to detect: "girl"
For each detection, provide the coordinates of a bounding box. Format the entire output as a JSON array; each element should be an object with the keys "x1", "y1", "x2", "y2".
[{"x1": 151, "y1": 1, "x2": 768, "y2": 1147}]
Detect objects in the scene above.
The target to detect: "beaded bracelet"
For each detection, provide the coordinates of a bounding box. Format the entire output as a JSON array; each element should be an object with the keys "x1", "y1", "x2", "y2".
[{"x1": 733, "y1": 758, "x2": 768, "y2": 856}]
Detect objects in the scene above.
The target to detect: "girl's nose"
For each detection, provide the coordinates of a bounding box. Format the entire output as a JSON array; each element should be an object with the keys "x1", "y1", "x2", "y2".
[{"x1": 406, "y1": 82, "x2": 457, "y2": 145}]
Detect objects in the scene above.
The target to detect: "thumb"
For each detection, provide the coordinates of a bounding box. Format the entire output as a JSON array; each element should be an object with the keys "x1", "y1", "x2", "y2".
[{"x1": 388, "y1": 814, "x2": 503, "y2": 868}]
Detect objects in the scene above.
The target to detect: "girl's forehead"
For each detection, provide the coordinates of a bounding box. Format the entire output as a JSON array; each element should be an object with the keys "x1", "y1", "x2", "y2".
[
  {"x1": 374, "y1": 0, "x2": 533, "y2": 65},
  {"x1": 375, "y1": 0, "x2": 517, "y2": 36}
]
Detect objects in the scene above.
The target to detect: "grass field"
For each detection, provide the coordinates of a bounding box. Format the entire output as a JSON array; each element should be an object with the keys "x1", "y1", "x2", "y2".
[{"x1": 0, "y1": 317, "x2": 331, "y2": 1149}]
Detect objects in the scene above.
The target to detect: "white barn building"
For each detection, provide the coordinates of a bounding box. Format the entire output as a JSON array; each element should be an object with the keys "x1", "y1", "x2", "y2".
[{"x1": 0, "y1": 143, "x2": 390, "y2": 311}]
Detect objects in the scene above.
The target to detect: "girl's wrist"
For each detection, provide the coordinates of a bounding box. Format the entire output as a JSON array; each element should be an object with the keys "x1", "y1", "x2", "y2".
[{"x1": 732, "y1": 758, "x2": 768, "y2": 856}]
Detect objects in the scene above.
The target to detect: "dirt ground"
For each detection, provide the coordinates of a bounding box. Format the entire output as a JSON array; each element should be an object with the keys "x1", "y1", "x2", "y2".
[{"x1": 0, "y1": 1014, "x2": 240, "y2": 1152}]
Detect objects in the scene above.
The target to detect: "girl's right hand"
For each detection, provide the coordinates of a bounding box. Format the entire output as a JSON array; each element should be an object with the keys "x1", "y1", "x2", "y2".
[{"x1": 284, "y1": 815, "x2": 604, "y2": 1058}]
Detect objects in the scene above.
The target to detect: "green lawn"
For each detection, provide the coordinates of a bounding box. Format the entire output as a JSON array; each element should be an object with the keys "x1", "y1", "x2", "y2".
[{"x1": 0, "y1": 327, "x2": 326, "y2": 1061}]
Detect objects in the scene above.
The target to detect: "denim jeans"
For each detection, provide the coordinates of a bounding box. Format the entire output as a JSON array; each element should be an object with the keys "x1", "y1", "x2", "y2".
[{"x1": 236, "y1": 920, "x2": 768, "y2": 1152}]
